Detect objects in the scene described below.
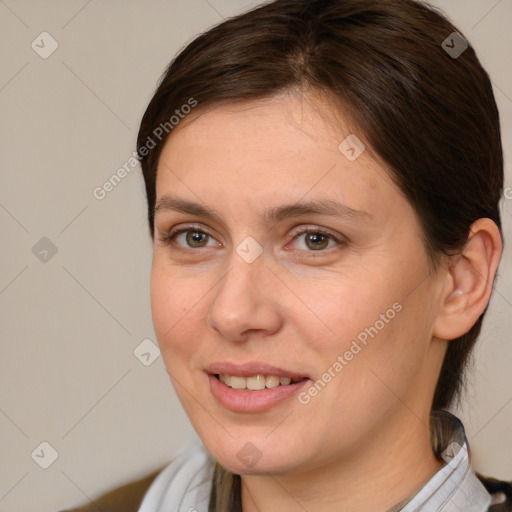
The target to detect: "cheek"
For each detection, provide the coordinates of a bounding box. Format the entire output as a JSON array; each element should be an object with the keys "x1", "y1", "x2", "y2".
[
  {"x1": 293, "y1": 260, "x2": 430, "y2": 390},
  {"x1": 292, "y1": 273, "x2": 398, "y2": 350},
  {"x1": 150, "y1": 264, "x2": 207, "y2": 363}
]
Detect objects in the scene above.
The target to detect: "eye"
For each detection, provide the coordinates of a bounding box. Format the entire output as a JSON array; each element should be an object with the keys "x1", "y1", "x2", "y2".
[
  {"x1": 290, "y1": 227, "x2": 343, "y2": 251},
  {"x1": 157, "y1": 226, "x2": 219, "y2": 249},
  {"x1": 157, "y1": 225, "x2": 345, "y2": 253}
]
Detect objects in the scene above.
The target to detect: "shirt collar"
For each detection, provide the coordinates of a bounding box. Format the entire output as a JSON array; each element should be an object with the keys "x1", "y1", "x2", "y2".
[
  {"x1": 387, "y1": 410, "x2": 492, "y2": 512},
  {"x1": 139, "y1": 411, "x2": 493, "y2": 512}
]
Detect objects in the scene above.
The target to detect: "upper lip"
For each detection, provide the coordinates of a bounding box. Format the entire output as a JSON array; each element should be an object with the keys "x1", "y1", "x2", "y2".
[{"x1": 206, "y1": 362, "x2": 310, "y2": 380}]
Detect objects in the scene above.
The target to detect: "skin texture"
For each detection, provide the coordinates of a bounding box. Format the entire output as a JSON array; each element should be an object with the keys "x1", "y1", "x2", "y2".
[{"x1": 149, "y1": 91, "x2": 502, "y2": 512}]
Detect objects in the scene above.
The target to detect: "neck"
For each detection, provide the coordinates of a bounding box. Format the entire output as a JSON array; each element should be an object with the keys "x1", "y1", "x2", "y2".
[{"x1": 240, "y1": 412, "x2": 443, "y2": 512}]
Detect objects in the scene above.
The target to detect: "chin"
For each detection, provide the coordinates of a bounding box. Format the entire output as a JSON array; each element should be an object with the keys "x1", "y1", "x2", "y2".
[
  {"x1": 218, "y1": 456, "x2": 288, "y2": 476},
  {"x1": 204, "y1": 438, "x2": 302, "y2": 476}
]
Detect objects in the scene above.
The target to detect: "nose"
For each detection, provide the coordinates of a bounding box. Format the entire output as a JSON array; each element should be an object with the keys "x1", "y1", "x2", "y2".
[{"x1": 207, "y1": 251, "x2": 283, "y2": 342}]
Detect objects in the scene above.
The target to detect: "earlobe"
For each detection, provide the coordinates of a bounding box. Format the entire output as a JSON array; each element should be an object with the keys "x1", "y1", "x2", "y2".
[{"x1": 433, "y1": 218, "x2": 502, "y2": 341}]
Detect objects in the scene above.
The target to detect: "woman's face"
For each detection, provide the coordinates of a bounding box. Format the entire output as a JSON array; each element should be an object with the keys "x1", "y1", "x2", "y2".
[{"x1": 150, "y1": 92, "x2": 448, "y2": 475}]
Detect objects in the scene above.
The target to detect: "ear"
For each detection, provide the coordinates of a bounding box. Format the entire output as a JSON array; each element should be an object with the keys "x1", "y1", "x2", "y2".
[{"x1": 433, "y1": 218, "x2": 503, "y2": 340}]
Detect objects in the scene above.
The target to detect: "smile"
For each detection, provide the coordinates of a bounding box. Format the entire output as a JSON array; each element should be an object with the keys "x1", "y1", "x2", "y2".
[
  {"x1": 209, "y1": 374, "x2": 311, "y2": 413},
  {"x1": 218, "y1": 374, "x2": 305, "y2": 391}
]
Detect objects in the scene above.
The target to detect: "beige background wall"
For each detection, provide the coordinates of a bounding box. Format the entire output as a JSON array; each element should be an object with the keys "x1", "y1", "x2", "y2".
[{"x1": 0, "y1": 1, "x2": 510, "y2": 511}]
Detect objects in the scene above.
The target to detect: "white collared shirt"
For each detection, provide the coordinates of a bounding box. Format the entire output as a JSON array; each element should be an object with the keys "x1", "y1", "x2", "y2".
[
  {"x1": 138, "y1": 411, "x2": 492, "y2": 512},
  {"x1": 396, "y1": 428, "x2": 491, "y2": 511}
]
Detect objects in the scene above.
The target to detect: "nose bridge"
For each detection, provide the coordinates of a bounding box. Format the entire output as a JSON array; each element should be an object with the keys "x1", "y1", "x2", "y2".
[
  {"x1": 236, "y1": 260, "x2": 258, "y2": 295},
  {"x1": 217, "y1": 233, "x2": 267, "y2": 298},
  {"x1": 207, "y1": 243, "x2": 281, "y2": 339},
  {"x1": 214, "y1": 247, "x2": 264, "y2": 313}
]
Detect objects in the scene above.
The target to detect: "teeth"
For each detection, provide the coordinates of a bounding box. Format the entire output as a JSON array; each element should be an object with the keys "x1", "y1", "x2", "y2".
[
  {"x1": 246, "y1": 375, "x2": 266, "y2": 391},
  {"x1": 219, "y1": 374, "x2": 301, "y2": 390},
  {"x1": 265, "y1": 375, "x2": 280, "y2": 388},
  {"x1": 229, "y1": 375, "x2": 247, "y2": 390}
]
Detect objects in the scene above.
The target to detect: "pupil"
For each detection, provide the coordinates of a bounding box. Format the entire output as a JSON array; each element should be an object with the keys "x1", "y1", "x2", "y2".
[
  {"x1": 187, "y1": 231, "x2": 206, "y2": 246},
  {"x1": 307, "y1": 233, "x2": 327, "y2": 250}
]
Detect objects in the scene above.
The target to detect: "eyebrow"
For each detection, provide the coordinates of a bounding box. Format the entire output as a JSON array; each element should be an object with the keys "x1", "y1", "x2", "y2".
[{"x1": 153, "y1": 196, "x2": 372, "y2": 224}]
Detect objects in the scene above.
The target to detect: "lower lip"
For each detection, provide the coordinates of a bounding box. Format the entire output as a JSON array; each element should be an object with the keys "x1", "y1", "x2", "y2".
[{"x1": 208, "y1": 374, "x2": 310, "y2": 413}]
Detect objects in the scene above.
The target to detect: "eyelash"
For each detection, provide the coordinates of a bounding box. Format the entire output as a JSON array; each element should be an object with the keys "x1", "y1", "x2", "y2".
[{"x1": 156, "y1": 224, "x2": 345, "y2": 252}]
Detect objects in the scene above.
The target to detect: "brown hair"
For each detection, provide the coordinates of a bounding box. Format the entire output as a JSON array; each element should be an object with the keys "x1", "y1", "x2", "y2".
[{"x1": 137, "y1": 0, "x2": 503, "y2": 507}]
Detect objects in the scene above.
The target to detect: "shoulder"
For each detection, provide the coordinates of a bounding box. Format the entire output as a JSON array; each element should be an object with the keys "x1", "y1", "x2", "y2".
[
  {"x1": 58, "y1": 438, "x2": 214, "y2": 512},
  {"x1": 476, "y1": 473, "x2": 512, "y2": 511}
]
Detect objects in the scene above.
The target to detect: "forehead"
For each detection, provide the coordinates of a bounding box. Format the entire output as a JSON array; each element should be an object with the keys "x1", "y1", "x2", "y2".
[
  {"x1": 162, "y1": 91, "x2": 354, "y2": 157},
  {"x1": 155, "y1": 92, "x2": 403, "y2": 221}
]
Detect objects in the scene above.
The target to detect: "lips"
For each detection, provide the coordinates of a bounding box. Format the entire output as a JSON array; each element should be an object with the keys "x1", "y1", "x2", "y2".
[{"x1": 205, "y1": 362, "x2": 312, "y2": 412}]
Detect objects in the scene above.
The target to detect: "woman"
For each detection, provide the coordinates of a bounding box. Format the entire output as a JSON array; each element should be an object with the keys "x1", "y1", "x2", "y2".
[{"x1": 62, "y1": 0, "x2": 511, "y2": 510}]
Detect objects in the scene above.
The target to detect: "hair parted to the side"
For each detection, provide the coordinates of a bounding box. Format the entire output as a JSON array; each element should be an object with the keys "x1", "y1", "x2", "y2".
[
  {"x1": 138, "y1": 0, "x2": 503, "y2": 413},
  {"x1": 137, "y1": 0, "x2": 503, "y2": 508}
]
